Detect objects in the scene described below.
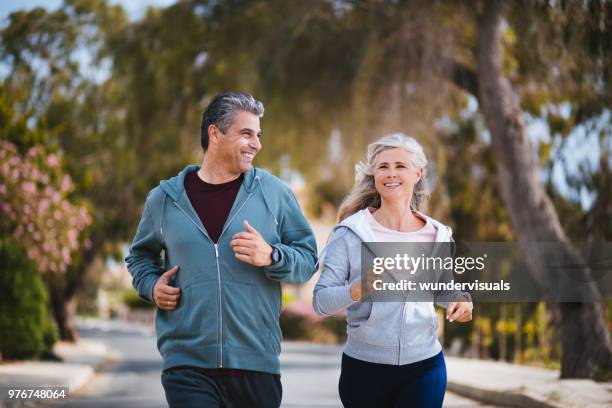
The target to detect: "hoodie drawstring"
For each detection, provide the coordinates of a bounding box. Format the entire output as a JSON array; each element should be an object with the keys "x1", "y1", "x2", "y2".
[
  {"x1": 255, "y1": 175, "x2": 279, "y2": 226},
  {"x1": 160, "y1": 193, "x2": 167, "y2": 239}
]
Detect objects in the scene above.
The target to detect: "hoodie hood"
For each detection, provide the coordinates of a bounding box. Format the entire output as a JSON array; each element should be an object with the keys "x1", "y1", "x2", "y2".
[
  {"x1": 159, "y1": 165, "x2": 261, "y2": 201},
  {"x1": 337, "y1": 208, "x2": 453, "y2": 243},
  {"x1": 316, "y1": 208, "x2": 453, "y2": 266}
]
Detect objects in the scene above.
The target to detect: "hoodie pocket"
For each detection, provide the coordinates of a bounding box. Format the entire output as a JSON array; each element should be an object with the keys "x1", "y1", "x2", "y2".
[
  {"x1": 223, "y1": 281, "x2": 268, "y2": 352},
  {"x1": 349, "y1": 302, "x2": 400, "y2": 347},
  {"x1": 157, "y1": 279, "x2": 218, "y2": 355}
]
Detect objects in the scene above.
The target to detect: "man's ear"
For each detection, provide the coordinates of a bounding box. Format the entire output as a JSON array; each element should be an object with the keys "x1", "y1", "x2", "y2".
[{"x1": 208, "y1": 124, "x2": 222, "y2": 147}]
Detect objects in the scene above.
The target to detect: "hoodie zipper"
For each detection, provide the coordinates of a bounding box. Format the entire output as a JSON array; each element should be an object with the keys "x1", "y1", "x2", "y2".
[{"x1": 172, "y1": 190, "x2": 255, "y2": 368}]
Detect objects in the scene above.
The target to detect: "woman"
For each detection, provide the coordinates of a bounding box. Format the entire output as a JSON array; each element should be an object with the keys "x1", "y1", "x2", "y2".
[{"x1": 313, "y1": 133, "x2": 473, "y2": 408}]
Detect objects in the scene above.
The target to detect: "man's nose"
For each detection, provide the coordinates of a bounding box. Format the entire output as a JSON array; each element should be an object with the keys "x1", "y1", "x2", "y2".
[{"x1": 251, "y1": 136, "x2": 261, "y2": 152}]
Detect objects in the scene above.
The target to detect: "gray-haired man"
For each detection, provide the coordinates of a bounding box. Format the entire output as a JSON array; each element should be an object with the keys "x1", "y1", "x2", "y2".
[{"x1": 126, "y1": 92, "x2": 318, "y2": 407}]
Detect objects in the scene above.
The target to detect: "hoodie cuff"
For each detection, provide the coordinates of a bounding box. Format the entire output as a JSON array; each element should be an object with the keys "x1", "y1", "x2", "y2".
[
  {"x1": 436, "y1": 292, "x2": 472, "y2": 309},
  {"x1": 329, "y1": 285, "x2": 358, "y2": 311},
  {"x1": 263, "y1": 244, "x2": 289, "y2": 273},
  {"x1": 139, "y1": 276, "x2": 159, "y2": 303},
  {"x1": 314, "y1": 285, "x2": 358, "y2": 316},
  {"x1": 340, "y1": 285, "x2": 359, "y2": 308}
]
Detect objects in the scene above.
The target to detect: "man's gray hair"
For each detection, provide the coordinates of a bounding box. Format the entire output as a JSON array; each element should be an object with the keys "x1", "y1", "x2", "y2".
[{"x1": 200, "y1": 92, "x2": 264, "y2": 151}]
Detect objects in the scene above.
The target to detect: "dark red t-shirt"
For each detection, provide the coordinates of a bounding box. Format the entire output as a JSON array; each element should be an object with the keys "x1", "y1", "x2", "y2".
[{"x1": 184, "y1": 170, "x2": 243, "y2": 243}]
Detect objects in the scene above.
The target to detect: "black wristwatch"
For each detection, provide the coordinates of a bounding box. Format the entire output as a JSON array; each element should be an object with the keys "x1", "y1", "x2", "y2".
[{"x1": 271, "y1": 245, "x2": 282, "y2": 265}]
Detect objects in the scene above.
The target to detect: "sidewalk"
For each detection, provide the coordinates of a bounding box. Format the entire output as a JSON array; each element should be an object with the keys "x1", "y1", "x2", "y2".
[
  {"x1": 0, "y1": 340, "x2": 112, "y2": 407},
  {"x1": 446, "y1": 357, "x2": 612, "y2": 408},
  {"x1": 1, "y1": 327, "x2": 610, "y2": 408}
]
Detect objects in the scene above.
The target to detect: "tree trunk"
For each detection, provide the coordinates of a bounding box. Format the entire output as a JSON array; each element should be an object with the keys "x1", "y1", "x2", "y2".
[
  {"x1": 50, "y1": 292, "x2": 78, "y2": 342},
  {"x1": 473, "y1": 0, "x2": 612, "y2": 379},
  {"x1": 499, "y1": 303, "x2": 507, "y2": 361},
  {"x1": 47, "y1": 234, "x2": 101, "y2": 342},
  {"x1": 514, "y1": 303, "x2": 522, "y2": 363}
]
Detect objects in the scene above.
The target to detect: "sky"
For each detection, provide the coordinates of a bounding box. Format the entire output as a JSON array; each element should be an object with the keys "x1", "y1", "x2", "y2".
[{"x1": 0, "y1": 0, "x2": 176, "y2": 21}]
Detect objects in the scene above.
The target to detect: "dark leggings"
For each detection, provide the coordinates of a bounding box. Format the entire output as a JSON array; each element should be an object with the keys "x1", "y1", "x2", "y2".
[{"x1": 339, "y1": 351, "x2": 447, "y2": 408}]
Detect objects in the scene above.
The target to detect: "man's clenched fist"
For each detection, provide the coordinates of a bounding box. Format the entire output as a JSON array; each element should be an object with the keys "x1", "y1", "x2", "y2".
[
  {"x1": 230, "y1": 220, "x2": 273, "y2": 267},
  {"x1": 153, "y1": 265, "x2": 181, "y2": 310}
]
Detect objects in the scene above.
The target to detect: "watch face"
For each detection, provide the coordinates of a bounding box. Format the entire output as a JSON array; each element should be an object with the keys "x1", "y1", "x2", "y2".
[{"x1": 272, "y1": 247, "x2": 280, "y2": 263}]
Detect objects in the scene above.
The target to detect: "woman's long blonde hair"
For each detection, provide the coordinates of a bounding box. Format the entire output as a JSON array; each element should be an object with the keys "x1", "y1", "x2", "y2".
[{"x1": 337, "y1": 133, "x2": 429, "y2": 222}]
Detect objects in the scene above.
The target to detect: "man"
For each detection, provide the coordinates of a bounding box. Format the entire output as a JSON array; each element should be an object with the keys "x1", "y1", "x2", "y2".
[{"x1": 125, "y1": 92, "x2": 318, "y2": 407}]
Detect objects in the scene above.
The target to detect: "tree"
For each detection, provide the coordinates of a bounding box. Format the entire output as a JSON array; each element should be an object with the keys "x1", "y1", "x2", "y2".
[
  {"x1": 0, "y1": 86, "x2": 89, "y2": 357},
  {"x1": 449, "y1": 0, "x2": 611, "y2": 380}
]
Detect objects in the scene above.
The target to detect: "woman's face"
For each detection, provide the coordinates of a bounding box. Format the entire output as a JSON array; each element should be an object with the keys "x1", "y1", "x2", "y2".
[{"x1": 373, "y1": 147, "x2": 423, "y2": 204}]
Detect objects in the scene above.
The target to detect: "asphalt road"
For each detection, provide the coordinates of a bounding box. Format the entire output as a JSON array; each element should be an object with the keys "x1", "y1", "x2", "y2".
[{"x1": 47, "y1": 320, "x2": 494, "y2": 407}]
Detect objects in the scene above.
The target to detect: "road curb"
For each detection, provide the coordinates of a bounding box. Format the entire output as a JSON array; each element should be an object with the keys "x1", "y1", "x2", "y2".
[
  {"x1": 0, "y1": 339, "x2": 112, "y2": 407},
  {"x1": 447, "y1": 381, "x2": 558, "y2": 408}
]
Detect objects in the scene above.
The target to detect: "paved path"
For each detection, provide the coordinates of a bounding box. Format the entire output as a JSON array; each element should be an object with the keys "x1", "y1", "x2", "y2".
[{"x1": 44, "y1": 320, "x2": 493, "y2": 407}]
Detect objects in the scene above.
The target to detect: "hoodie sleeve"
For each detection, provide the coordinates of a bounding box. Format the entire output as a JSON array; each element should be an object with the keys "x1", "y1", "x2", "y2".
[
  {"x1": 433, "y1": 235, "x2": 473, "y2": 308},
  {"x1": 124, "y1": 193, "x2": 164, "y2": 302},
  {"x1": 312, "y1": 228, "x2": 358, "y2": 316},
  {"x1": 263, "y1": 189, "x2": 317, "y2": 284}
]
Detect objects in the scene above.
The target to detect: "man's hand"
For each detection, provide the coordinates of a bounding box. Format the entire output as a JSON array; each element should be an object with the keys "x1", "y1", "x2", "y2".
[
  {"x1": 446, "y1": 298, "x2": 473, "y2": 323},
  {"x1": 153, "y1": 266, "x2": 181, "y2": 310},
  {"x1": 230, "y1": 220, "x2": 273, "y2": 267}
]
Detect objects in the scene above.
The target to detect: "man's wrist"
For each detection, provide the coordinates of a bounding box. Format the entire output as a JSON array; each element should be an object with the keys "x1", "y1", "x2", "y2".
[{"x1": 269, "y1": 244, "x2": 282, "y2": 266}]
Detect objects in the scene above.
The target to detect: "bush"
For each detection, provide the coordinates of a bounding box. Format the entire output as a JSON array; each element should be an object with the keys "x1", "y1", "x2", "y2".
[
  {"x1": 279, "y1": 303, "x2": 347, "y2": 344},
  {"x1": 279, "y1": 312, "x2": 310, "y2": 340},
  {"x1": 0, "y1": 238, "x2": 56, "y2": 360},
  {"x1": 122, "y1": 288, "x2": 155, "y2": 309}
]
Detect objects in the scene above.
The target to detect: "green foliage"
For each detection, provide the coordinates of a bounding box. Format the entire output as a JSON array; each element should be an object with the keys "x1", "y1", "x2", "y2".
[
  {"x1": 0, "y1": 238, "x2": 57, "y2": 360},
  {"x1": 279, "y1": 312, "x2": 309, "y2": 340},
  {"x1": 122, "y1": 288, "x2": 155, "y2": 310},
  {"x1": 279, "y1": 311, "x2": 346, "y2": 344},
  {"x1": 308, "y1": 178, "x2": 349, "y2": 219}
]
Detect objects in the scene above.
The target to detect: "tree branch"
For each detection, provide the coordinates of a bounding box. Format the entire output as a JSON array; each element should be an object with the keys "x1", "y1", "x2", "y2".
[{"x1": 441, "y1": 57, "x2": 479, "y2": 97}]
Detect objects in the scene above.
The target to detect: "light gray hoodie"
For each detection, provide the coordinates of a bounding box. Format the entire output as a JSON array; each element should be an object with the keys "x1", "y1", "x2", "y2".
[{"x1": 313, "y1": 209, "x2": 471, "y2": 365}]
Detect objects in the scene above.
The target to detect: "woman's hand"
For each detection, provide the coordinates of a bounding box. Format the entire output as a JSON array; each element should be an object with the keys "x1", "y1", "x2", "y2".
[
  {"x1": 446, "y1": 300, "x2": 473, "y2": 322},
  {"x1": 350, "y1": 281, "x2": 361, "y2": 301}
]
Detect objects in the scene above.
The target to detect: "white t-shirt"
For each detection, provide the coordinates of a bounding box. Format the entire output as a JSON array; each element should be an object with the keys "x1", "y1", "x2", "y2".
[{"x1": 364, "y1": 208, "x2": 437, "y2": 242}]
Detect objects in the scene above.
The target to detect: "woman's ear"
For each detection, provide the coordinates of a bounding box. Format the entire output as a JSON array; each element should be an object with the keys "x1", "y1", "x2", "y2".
[{"x1": 416, "y1": 167, "x2": 425, "y2": 182}]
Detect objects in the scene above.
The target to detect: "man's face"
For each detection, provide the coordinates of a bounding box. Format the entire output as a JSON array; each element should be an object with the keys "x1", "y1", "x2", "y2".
[{"x1": 212, "y1": 111, "x2": 262, "y2": 174}]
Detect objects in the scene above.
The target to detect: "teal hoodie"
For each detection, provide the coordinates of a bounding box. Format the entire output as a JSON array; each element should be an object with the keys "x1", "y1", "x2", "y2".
[{"x1": 125, "y1": 165, "x2": 317, "y2": 374}]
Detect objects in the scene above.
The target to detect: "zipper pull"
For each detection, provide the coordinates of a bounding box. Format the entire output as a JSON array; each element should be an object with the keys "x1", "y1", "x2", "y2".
[{"x1": 214, "y1": 243, "x2": 219, "y2": 258}]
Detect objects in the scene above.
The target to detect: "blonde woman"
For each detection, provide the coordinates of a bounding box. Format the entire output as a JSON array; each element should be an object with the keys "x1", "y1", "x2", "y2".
[{"x1": 313, "y1": 134, "x2": 473, "y2": 408}]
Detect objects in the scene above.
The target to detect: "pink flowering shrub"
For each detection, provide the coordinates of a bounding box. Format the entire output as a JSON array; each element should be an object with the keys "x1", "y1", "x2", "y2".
[{"x1": 0, "y1": 140, "x2": 91, "y2": 275}]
